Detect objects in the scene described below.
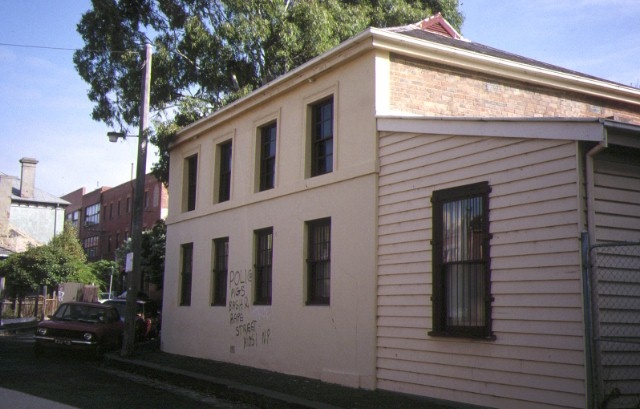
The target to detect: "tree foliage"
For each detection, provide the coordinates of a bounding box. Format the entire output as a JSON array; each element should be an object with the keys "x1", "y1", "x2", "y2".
[
  {"x1": 75, "y1": 0, "x2": 464, "y2": 185},
  {"x1": 115, "y1": 219, "x2": 166, "y2": 290},
  {"x1": 0, "y1": 223, "x2": 97, "y2": 299},
  {"x1": 142, "y1": 219, "x2": 166, "y2": 289},
  {"x1": 89, "y1": 259, "x2": 120, "y2": 293}
]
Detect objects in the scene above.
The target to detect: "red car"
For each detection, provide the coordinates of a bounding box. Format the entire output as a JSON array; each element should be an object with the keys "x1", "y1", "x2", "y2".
[
  {"x1": 104, "y1": 298, "x2": 160, "y2": 341},
  {"x1": 34, "y1": 302, "x2": 124, "y2": 358}
]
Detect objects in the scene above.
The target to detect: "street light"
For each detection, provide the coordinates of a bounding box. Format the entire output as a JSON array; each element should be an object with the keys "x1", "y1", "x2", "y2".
[
  {"x1": 107, "y1": 43, "x2": 152, "y2": 357},
  {"x1": 107, "y1": 131, "x2": 129, "y2": 143}
]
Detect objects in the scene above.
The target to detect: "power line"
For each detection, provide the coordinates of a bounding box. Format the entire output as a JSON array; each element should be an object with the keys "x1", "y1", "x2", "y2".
[{"x1": 0, "y1": 42, "x2": 138, "y2": 54}]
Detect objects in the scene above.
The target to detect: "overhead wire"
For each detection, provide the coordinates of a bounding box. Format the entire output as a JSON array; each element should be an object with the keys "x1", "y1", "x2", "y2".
[{"x1": 0, "y1": 41, "x2": 140, "y2": 54}]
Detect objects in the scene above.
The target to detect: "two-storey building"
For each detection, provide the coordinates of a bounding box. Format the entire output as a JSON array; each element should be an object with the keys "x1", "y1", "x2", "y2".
[
  {"x1": 0, "y1": 157, "x2": 68, "y2": 298},
  {"x1": 162, "y1": 15, "x2": 640, "y2": 409}
]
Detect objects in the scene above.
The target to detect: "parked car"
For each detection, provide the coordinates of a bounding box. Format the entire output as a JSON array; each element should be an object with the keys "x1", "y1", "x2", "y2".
[
  {"x1": 98, "y1": 291, "x2": 118, "y2": 303},
  {"x1": 104, "y1": 298, "x2": 160, "y2": 341},
  {"x1": 34, "y1": 302, "x2": 123, "y2": 358}
]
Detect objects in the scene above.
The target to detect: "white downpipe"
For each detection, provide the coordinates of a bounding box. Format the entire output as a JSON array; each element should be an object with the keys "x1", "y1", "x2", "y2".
[
  {"x1": 583, "y1": 135, "x2": 607, "y2": 409},
  {"x1": 585, "y1": 138, "x2": 607, "y2": 244}
]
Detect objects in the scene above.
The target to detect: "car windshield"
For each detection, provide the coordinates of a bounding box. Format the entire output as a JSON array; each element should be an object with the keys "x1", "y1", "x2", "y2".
[{"x1": 53, "y1": 304, "x2": 105, "y2": 323}]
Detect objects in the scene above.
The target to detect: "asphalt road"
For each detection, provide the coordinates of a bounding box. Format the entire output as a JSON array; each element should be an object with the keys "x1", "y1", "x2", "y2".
[{"x1": 0, "y1": 332, "x2": 259, "y2": 409}]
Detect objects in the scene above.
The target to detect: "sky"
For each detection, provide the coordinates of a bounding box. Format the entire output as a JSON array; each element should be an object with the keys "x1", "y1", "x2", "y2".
[{"x1": 0, "y1": 0, "x2": 639, "y2": 198}]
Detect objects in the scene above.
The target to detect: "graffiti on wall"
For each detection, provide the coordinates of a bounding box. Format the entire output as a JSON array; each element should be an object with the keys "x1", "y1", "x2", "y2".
[{"x1": 228, "y1": 268, "x2": 271, "y2": 350}]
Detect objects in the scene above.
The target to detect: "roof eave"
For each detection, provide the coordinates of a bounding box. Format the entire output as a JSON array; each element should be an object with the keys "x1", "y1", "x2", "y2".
[
  {"x1": 174, "y1": 27, "x2": 640, "y2": 147},
  {"x1": 174, "y1": 29, "x2": 377, "y2": 146},
  {"x1": 377, "y1": 115, "x2": 640, "y2": 146}
]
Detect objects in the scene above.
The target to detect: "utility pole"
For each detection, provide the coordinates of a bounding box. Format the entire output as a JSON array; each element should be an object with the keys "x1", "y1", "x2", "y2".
[{"x1": 121, "y1": 43, "x2": 152, "y2": 357}]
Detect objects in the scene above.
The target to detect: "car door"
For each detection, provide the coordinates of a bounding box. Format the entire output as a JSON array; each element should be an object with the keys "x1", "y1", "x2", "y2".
[{"x1": 103, "y1": 308, "x2": 124, "y2": 347}]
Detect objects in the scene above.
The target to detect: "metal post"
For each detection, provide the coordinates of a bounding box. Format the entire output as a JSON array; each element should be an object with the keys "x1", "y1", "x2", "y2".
[
  {"x1": 581, "y1": 231, "x2": 595, "y2": 409},
  {"x1": 121, "y1": 43, "x2": 152, "y2": 357}
]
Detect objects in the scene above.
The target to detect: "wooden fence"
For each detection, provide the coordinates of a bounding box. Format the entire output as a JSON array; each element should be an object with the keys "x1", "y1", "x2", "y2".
[{"x1": 1, "y1": 296, "x2": 58, "y2": 322}]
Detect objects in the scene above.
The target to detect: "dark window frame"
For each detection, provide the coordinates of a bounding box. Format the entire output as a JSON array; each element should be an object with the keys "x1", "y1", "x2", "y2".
[
  {"x1": 218, "y1": 140, "x2": 232, "y2": 202},
  {"x1": 306, "y1": 218, "x2": 331, "y2": 305},
  {"x1": 84, "y1": 203, "x2": 100, "y2": 226},
  {"x1": 211, "y1": 237, "x2": 228, "y2": 306},
  {"x1": 259, "y1": 122, "x2": 277, "y2": 191},
  {"x1": 254, "y1": 228, "x2": 273, "y2": 305},
  {"x1": 180, "y1": 243, "x2": 194, "y2": 306},
  {"x1": 429, "y1": 182, "x2": 493, "y2": 339},
  {"x1": 310, "y1": 97, "x2": 333, "y2": 177},
  {"x1": 185, "y1": 154, "x2": 198, "y2": 212}
]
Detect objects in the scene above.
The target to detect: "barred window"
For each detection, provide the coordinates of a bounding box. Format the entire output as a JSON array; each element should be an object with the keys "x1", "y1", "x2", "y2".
[
  {"x1": 218, "y1": 141, "x2": 232, "y2": 202},
  {"x1": 430, "y1": 182, "x2": 493, "y2": 339},
  {"x1": 180, "y1": 243, "x2": 193, "y2": 306},
  {"x1": 259, "y1": 123, "x2": 277, "y2": 191},
  {"x1": 306, "y1": 218, "x2": 331, "y2": 305},
  {"x1": 310, "y1": 97, "x2": 333, "y2": 177},
  {"x1": 255, "y1": 228, "x2": 273, "y2": 305},
  {"x1": 211, "y1": 238, "x2": 228, "y2": 306},
  {"x1": 184, "y1": 154, "x2": 198, "y2": 212}
]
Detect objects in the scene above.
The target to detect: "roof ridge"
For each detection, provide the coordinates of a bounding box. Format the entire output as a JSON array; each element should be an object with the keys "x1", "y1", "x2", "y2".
[{"x1": 383, "y1": 13, "x2": 467, "y2": 42}]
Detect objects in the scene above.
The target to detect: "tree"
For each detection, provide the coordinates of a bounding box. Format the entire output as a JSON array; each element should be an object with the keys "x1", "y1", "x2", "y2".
[
  {"x1": 74, "y1": 0, "x2": 464, "y2": 185},
  {"x1": 0, "y1": 223, "x2": 98, "y2": 300},
  {"x1": 89, "y1": 259, "x2": 121, "y2": 294},
  {"x1": 141, "y1": 220, "x2": 166, "y2": 290},
  {"x1": 115, "y1": 220, "x2": 166, "y2": 291}
]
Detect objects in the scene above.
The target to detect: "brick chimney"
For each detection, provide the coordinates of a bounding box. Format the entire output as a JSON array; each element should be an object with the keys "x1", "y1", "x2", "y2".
[{"x1": 19, "y1": 157, "x2": 38, "y2": 199}]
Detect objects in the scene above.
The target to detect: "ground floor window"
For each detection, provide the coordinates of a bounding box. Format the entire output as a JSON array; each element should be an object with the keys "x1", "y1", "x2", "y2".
[
  {"x1": 254, "y1": 228, "x2": 273, "y2": 305},
  {"x1": 180, "y1": 243, "x2": 193, "y2": 306},
  {"x1": 211, "y1": 238, "x2": 228, "y2": 306},
  {"x1": 430, "y1": 182, "x2": 493, "y2": 339},
  {"x1": 306, "y1": 218, "x2": 331, "y2": 305}
]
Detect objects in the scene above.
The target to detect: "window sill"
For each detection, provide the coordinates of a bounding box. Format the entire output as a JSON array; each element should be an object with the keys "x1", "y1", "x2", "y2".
[
  {"x1": 428, "y1": 330, "x2": 496, "y2": 341},
  {"x1": 305, "y1": 301, "x2": 330, "y2": 306}
]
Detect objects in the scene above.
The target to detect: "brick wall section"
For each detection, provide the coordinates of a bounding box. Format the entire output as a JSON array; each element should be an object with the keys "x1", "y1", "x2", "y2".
[
  {"x1": 100, "y1": 174, "x2": 167, "y2": 262},
  {"x1": 62, "y1": 175, "x2": 168, "y2": 263},
  {"x1": 389, "y1": 54, "x2": 640, "y2": 124}
]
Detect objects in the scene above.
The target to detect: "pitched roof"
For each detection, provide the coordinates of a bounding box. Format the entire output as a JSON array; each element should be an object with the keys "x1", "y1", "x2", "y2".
[
  {"x1": 0, "y1": 245, "x2": 14, "y2": 259},
  {"x1": 0, "y1": 171, "x2": 69, "y2": 206},
  {"x1": 177, "y1": 14, "x2": 640, "y2": 142},
  {"x1": 415, "y1": 13, "x2": 463, "y2": 40},
  {"x1": 385, "y1": 17, "x2": 615, "y2": 86}
]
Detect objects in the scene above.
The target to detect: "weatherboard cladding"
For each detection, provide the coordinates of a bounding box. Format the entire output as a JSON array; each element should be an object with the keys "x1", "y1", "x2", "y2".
[
  {"x1": 377, "y1": 131, "x2": 586, "y2": 408},
  {"x1": 377, "y1": 27, "x2": 640, "y2": 408},
  {"x1": 593, "y1": 148, "x2": 640, "y2": 243}
]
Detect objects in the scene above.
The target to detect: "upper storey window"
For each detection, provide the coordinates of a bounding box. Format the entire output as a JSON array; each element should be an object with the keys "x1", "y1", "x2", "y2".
[
  {"x1": 310, "y1": 96, "x2": 333, "y2": 177},
  {"x1": 259, "y1": 122, "x2": 277, "y2": 191},
  {"x1": 218, "y1": 141, "x2": 232, "y2": 203},
  {"x1": 183, "y1": 154, "x2": 198, "y2": 212}
]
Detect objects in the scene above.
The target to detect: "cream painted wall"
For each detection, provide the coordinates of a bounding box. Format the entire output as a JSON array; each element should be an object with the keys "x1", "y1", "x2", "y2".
[{"x1": 163, "y1": 52, "x2": 380, "y2": 388}]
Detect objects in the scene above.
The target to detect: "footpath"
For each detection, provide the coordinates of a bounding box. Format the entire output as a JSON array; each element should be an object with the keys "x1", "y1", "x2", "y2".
[{"x1": 103, "y1": 342, "x2": 485, "y2": 409}]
